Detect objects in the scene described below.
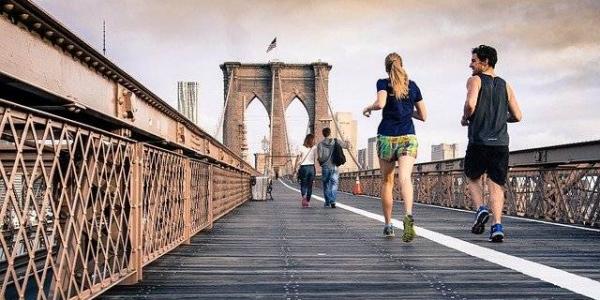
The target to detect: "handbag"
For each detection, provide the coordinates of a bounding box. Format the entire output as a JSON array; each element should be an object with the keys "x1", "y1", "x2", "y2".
[{"x1": 296, "y1": 147, "x2": 312, "y2": 181}]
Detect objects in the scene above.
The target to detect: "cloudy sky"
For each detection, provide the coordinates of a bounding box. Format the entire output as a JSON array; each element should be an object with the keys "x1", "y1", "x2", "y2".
[{"x1": 33, "y1": 0, "x2": 600, "y2": 163}]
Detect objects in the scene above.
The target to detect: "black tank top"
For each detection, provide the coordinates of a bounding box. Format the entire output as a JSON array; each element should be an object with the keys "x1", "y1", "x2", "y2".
[{"x1": 468, "y1": 74, "x2": 509, "y2": 146}]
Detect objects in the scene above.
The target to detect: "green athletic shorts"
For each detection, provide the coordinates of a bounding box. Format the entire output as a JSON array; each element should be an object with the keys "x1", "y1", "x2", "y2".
[{"x1": 377, "y1": 134, "x2": 418, "y2": 162}]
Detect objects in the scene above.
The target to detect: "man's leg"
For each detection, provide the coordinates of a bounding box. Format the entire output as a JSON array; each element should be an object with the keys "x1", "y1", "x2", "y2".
[
  {"x1": 330, "y1": 169, "x2": 339, "y2": 207},
  {"x1": 464, "y1": 144, "x2": 489, "y2": 234},
  {"x1": 464, "y1": 144, "x2": 486, "y2": 208},
  {"x1": 487, "y1": 146, "x2": 509, "y2": 242},
  {"x1": 467, "y1": 176, "x2": 484, "y2": 208},
  {"x1": 322, "y1": 168, "x2": 332, "y2": 206},
  {"x1": 487, "y1": 180, "x2": 505, "y2": 225}
]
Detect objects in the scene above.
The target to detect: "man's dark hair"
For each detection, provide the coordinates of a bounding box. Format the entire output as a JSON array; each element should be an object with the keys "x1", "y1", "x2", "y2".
[
  {"x1": 322, "y1": 127, "x2": 331, "y2": 137},
  {"x1": 472, "y1": 45, "x2": 497, "y2": 68}
]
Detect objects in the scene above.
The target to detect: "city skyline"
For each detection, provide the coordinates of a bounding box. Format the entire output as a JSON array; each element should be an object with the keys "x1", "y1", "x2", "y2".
[{"x1": 32, "y1": 0, "x2": 600, "y2": 163}]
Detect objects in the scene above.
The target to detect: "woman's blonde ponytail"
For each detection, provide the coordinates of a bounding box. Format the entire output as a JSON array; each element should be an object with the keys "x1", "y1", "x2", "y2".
[{"x1": 385, "y1": 53, "x2": 409, "y2": 100}]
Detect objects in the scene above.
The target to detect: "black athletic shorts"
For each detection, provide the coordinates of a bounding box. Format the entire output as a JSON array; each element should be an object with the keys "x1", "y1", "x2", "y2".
[{"x1": 464, "y1": 144, "x2": 509, "y2": 185}]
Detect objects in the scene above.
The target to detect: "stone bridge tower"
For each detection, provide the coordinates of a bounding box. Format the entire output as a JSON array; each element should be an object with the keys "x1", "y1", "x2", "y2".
[{"x1": 220, "y1": 62, "x2": 332, "y2": 175}]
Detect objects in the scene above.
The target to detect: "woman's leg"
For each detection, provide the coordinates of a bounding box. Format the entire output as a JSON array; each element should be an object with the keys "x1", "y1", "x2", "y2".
[
  {"x1": 299, "y1": 166, "x2": 308, "y2": 197},
  {"x1": 397, "y1": 155, "x2": 416, "y2": 216},
  {"x1": 306, "y1": 166, "x2": 315, "y2": 201},
  {"x1": 380, "y1": 158, "x2": 396, "y2": 224}
]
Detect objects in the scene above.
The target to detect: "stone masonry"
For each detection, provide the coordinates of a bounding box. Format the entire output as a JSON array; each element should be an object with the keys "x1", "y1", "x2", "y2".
[{"x1": 220, "y1": 62, "x2": 332, "y2": 175}]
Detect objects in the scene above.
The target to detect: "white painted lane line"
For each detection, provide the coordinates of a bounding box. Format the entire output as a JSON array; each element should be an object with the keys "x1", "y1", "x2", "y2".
[
  {"x1": 280, "y1": 180, "x2": 600, "y2": 299},
  {"x1": 339, "y1": 190, "x2": 600, "y2": 233}
]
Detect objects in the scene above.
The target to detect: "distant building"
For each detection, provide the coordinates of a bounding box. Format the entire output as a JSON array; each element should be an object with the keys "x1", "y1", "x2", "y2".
[
  {"x1": 367, "y1": 136, "x2": 379, "y2": 170},
  {"x1": 358, "y1": 148, "x2": 367, "y2": 170},
  {"x1": 431, "y1": 143, "x2": 459, "y2": 161},
  {"x1": 332, "y1": 112, "x2": 359, "y2": 172},
  {"x1": 177, "y1": 81, "x2": 199, "y2": 124}
]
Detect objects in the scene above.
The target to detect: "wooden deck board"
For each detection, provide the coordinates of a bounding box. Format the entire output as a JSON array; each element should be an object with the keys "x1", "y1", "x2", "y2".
[{"x1": 102, "y1": 181, "x2": 600, "y2": 299}]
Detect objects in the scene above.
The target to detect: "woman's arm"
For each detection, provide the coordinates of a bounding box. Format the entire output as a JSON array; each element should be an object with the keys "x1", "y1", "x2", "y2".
[
  {"x1": 362, "y1": 90, "x2": 388, "y2": 117},
  {"x1": 412, "y1": 100, "x2": 427, "y2": 122}
]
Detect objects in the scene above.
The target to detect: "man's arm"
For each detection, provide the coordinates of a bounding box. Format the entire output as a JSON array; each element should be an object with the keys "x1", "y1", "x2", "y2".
[
  {"x1": 316, "y1": 143, "x2": 323, "y2": 164},
  {"x1": 506, "y1": 83, "x2": 522, "y2": 123},
  {"x1": 461, "y1": 76, "x2": 481, "y2": 126},
  {"x1": 336, "y1": 138, "x2": 351, "y2": 149}
]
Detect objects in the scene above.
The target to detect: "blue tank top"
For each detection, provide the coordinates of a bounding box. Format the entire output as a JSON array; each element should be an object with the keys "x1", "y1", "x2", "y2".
[{"x1": 376, "y1": 79, "x2": 423, "y2": 136}]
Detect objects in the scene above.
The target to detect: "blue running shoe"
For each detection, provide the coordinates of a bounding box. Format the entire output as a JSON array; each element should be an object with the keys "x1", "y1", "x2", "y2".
[
  {"x1": 489, "y1": 223, "x2": 504, "y2": 242},
  {"x1": 471, "y1": 205, "x2": 490, "y2": 234},
  {"x1": 383, "y1": 224, "x2": 395, "y2": 238}
]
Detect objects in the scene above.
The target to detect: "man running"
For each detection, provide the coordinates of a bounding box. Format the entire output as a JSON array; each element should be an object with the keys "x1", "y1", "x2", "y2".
[{"x1": 461, "y1": 45, "x2": 522, "y2": 242}]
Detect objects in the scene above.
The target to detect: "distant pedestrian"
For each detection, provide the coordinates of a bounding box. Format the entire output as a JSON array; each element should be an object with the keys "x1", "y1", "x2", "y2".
[
  {"x1": 295, "y1": 134, "x2": 318, "y2": 208},
  {"x1": 461, "y1": 45, "x2": 522, "y2": 242},
  {"x1": 317, "y1": 127, "x2": 349, "y2": 208},
  {"x1": 362, "y1": 52, "x2": 427, "y2": 241}
]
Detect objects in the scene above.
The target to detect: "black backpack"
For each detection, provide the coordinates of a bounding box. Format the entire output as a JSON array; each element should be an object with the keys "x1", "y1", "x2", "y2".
[{"x1": 331, "y1": 139, "x2": 346, "y2": 166}]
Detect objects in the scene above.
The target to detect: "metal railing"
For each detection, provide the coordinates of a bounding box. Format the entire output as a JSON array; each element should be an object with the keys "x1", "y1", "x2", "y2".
[
  {"x1": 0, "y1": 103, "x2": 252, "y2": 299},
  {"x1": 334, "y1": 160, "x2": 600, "y2": 228}
]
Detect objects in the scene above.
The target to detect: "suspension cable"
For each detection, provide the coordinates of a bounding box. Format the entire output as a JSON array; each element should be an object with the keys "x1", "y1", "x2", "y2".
[
  {"x1": 318, "y1": 73, "x2": 364, "y2": 170},
  {"x1": 278, "y1": 70, "x2": 294, "y2": 171},
  {"x1": 215, "y1": 71, "x2": 235, "y2": 140}
]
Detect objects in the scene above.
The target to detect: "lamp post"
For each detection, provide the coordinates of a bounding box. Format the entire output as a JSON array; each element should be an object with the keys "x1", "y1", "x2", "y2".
[{"x1": 261, "y1": 135, "x2": 269, "y2": 175}]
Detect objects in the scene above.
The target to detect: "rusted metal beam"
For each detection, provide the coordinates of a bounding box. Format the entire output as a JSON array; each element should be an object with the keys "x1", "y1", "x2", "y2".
[
  {"x1": 411, "y1": 140, "x2": 600, "y2": 173},
  {"x1": 0, "y1": 0, "x2": 257, "y2": 175}
]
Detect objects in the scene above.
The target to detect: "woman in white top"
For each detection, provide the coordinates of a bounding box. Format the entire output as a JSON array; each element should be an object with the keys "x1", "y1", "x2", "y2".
[{"x1": 296, "y1": 134, "x2": 318, "y2": 208}]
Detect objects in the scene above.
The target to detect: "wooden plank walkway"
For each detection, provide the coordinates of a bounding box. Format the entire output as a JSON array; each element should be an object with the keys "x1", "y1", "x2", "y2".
[{"x1": 102, "y1": 181, "x2": 600, "y2": 299}]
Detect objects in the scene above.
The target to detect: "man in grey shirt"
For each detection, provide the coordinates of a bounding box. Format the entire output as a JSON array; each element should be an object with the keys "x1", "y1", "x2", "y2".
[
  {"x1": 317, "y1": 127, "x2": 349, "y2": 208},
  {"x1": 461, "y1": 45, "x2": 522, "y2": 242}
]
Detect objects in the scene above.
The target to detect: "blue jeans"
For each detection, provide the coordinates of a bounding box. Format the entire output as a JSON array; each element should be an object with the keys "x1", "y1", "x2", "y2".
[
  {"x1": 321, "y1": 166, "x2": 339, "y2": 205},
  {"x1": 298, "y1": 165, "x2": 315, "y2": 200}
]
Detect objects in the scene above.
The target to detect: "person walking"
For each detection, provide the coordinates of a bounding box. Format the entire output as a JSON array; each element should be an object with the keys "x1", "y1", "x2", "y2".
[
  {"x1": 362, "y1": 52, "x2": 427, "y2": 241},
  {"x1": 461, "y1": 45, "x2": 522, "y2": 242},
  {"x1": 296, "y1": 134, "x2": 318, "y2": 208},
  {"x1": 317, "y1": 127, "x2": 348, "y2": 209}
]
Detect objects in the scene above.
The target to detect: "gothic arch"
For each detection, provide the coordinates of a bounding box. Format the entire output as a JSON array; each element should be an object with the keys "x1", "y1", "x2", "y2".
[
  {"x1": 220, "y1": 62, "x2": 332, "y2": 172},
  {"x1": 245, "y1": 95, "x2": 271, "y2": 122}
]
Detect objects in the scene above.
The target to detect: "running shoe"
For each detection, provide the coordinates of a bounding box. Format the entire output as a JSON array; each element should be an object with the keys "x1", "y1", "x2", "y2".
[
  {"x1": 402, "y1": 215, "x2": 416, "y2": 243},
  {"x1": 383, "y1": 224, "x2": 395, "y2": 238},
  {"x1": 471, "y1": 205, "x2": 490, "y2": 234},
  {"x1": 489, "y1": 223, "x2": 504, "y2": 243},
  {"x1": 301, "y1": 197, "x2": 309, "y2": 208}
]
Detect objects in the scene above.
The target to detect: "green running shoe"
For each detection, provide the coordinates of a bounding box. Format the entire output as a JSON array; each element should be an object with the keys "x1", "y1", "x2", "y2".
[{"x1": 402, "y1": 215, "x2": 416, "y2": 243}]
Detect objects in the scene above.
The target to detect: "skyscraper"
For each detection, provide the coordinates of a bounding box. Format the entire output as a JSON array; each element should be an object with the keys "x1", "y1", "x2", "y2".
[
  {"x1": 332, "y1": 112, "x2": 358, "y2": 172},
  {"x1": 358, "y1": 148, "x2": 367, "y2": 170},
  {"x1": 177, "y1": 81, "x2": 199, "y2": 124},
  {"x1": 431, "y1": 143, "x2": 459, "y2": 161},
  {"x1": 367, "y1": 136, "x2": 379, "y2": 170}
]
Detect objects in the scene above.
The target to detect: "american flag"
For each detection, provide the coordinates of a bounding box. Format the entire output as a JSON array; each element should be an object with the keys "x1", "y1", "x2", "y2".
[{"x1": 266, "y1": 38, "x2": 277, "y2": 53}]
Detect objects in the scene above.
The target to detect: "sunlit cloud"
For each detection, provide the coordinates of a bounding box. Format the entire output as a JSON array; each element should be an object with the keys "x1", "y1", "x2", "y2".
[{"x1": 33, "y1": 0, "x2": 600, "y2": 162}]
